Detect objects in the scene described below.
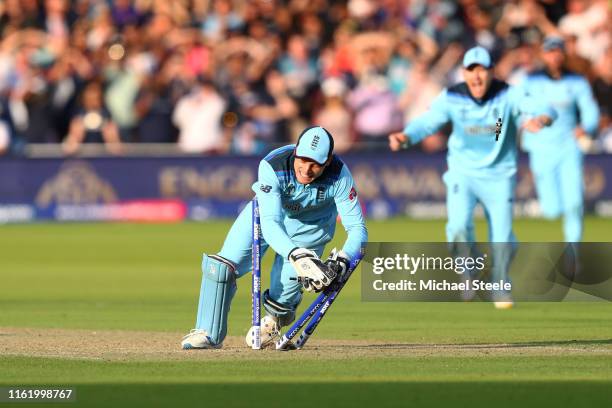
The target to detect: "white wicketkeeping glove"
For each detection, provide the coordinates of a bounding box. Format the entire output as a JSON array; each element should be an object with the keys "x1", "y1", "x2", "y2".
[
  {"x1": 324, "y1": 248, "x2": 351, "y2": 280},
  {"x1": 288, "y1": 248, "x2": 337, "y2": 292}
]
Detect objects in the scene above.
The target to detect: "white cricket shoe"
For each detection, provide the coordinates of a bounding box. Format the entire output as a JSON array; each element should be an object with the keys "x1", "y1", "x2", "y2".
[
  {"x1": 245, "y1": 315, "x2": 281, "y2": 348},
  {"x1": 494, "y1": 301, "x2": 514, "y2": 310},
  {"x1": 181, "y1": 329, "x2": 222, "y2": 349},
  {"x1": 493, "y1": 291, "x2": 514, "y2": 310}
]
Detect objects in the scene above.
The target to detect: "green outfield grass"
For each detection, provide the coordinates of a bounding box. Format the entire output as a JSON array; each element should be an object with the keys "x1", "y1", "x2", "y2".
[{"x1": 1, "y1": 218, "x2": 611, "y2": 407}]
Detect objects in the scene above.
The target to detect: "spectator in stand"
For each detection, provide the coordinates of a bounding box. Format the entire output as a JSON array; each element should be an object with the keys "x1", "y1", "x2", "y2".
[
  {"x1": 397, "y1": 57, "x2": 446, "y2": 153},
  {"x1": 563, "y1": 33, "x2": 594, "y2": 80},
  {"x1": 232, "y1": 69, "x2": 298, "y2": 155},
  {"x1": 201, "y1": 0, "x2": 244, "y2": 42},
  {"x1": 0, "y1": 127, "x2": 9, "y2": 155},
  {"x1": 279, "y1": 34, "x2": 319, "y2": 111},
  {"x1": 103, "y1": 28, "x2": 152, "y2": 143},
  {"x1": 110, "y1": 0, "x2": 143, "y2": 30},
  {"x1": 85, "y1": 5, "x2": 115, "y2": 52},
  {"x1": 347, "y1": 31, "x2": 403, "y2": 149},
  {"x1": 299, "y1": 11, "x2": 326, "y2": 56},
  {"x1": 0, "y1": 0, "x2": 608, "y2": 155},
  {"x1": 215, "y1": 36, "x2": 273, "y2": 94},
  {"x1": 463, "y1": 3, "x2": 501, "y2": 54},
  {"x1": 496, "y1": 42, "x2": 539, "y2": 85},
  {"x1": 14, "y1": 44, "x2": 64, "y2": 145},
  {"x1": 347, "y1": 72, "x2": 403, "y2": 150},
  {"x1": 408, "y1": 0, "x2": 464, "y2": 50},
  {"x1": 495, "y1": 0, "x2": 556, "y2": 48},
  {"x1": 398, "y1": 57, "x2": 442, "y2": 123},
  {"x1": 62, "y1": 80, "x2": 122, "y2": 155},
  {"x1": 322, "y1": 24, "x2": 357, "y2": 81},
  {"x1": 558, "y1": 0, "x2": 609, "y2": 64},
  {"x1": 134, "y1": 73, "x2": 177, "y2": 144},
  {"x1": 43, "y1": 0, "x2": 70, "y2": 48},
  {"x1": 172, "y1": 75, "x2": 227, "y2": 154},
  {"x1": 387, "y1": 37, "x2": 417, "y2": 97},
  {"x1": 315, "y1": 77, "x2": 353, "y2": 153},
  {"x1": 0, "y1": 95, "x2": 15, "y2": 155},
  {"x1": 593, "y1": 46, "x2": 612, "y2": 152}
]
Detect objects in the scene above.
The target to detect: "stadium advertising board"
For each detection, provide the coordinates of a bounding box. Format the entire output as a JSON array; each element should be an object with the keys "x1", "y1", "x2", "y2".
[{"x1": 0, "y1": 153, "x2": 610, "y2": 222}]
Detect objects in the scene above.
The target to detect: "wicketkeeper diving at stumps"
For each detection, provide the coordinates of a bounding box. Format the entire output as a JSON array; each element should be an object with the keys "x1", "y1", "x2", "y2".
[{"x1": 181, "y1": 126, "x2": 368, "y2": 349}]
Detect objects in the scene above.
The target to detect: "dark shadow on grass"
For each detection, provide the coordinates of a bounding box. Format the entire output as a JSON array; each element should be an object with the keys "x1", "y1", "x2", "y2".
[
  {"x1": 480, "y1": 338, "x2": 612, "y2": 348},
  {"x1": 15, "y1": 382, "x2": 612, "y2": 408},
  {"x1": 310, "y1": 338, "x2": 612, "y2": 350}
]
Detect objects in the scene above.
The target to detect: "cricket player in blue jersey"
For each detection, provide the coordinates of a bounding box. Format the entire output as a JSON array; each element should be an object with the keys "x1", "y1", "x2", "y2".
[
  {"x1": 389, "y1": 46, "x2": 556, "y2": 308},
  {"x1": 181, "y1": 126, "x2": 367, "y2": 349},
  {"x1": 521, "y1": 37, "x2": 599, "y2": 242}
]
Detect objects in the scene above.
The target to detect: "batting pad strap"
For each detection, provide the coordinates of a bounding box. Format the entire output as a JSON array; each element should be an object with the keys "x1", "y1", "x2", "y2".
[
  {"x1": 263, "y1": 290, "x2": 295, "y2": 327},
  {"x1": 208, "y1": 254, "x2": 237, "y2": 276}
]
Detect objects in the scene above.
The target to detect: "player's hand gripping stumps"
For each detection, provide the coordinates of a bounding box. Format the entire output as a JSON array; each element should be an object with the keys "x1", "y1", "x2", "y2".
[
  {"x1": 289, "y1": 248, "x2": 337, "y2": 292},
  {"x1": 324, "y1": 248, "x2": 350, "y2": 280}
]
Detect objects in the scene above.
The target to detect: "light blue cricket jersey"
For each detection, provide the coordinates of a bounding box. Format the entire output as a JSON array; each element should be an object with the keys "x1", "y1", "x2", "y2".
[
  {"x1": 253, "y1": 145, "x2": 367, "y2": 261},
  {"x1": 405, "y1": 79, "x2": 557, "y2": 177},
  {"x1": 521, "y1": 69, "x2": 599, "y2": 154}
]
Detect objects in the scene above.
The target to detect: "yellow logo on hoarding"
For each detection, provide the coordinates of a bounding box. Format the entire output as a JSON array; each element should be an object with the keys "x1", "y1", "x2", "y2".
[{"x1": 35, "y1": 161, "x2": 118, "y2": 207}]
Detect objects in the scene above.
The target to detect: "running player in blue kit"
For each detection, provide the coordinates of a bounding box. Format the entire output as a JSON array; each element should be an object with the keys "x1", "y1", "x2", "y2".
[
  {"x1": 389, "y1": 46, "x2": 557, "y2": 309},
  {"x1": 521, "y1": 37, "x2": 599, "y2": 242},
  {"x1": 181, "y1": 126, "x2": 367, "y2": 349}
]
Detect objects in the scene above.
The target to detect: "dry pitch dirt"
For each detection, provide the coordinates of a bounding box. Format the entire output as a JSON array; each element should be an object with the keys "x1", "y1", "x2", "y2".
[{"x1": 2, "y1": 327, "x2": 611, "y2": 362}]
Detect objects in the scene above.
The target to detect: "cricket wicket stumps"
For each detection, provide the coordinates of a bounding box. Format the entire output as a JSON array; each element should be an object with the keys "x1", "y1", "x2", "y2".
[{"x1": 251, "y1": 198, "x2": 262, "y2": 349}]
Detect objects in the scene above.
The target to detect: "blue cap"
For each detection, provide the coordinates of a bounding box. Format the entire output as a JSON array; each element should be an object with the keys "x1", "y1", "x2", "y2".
[
  {"x1": 462, "y1": 46, "x2": 492, "y2": 69},
  {"x1": 542, "y1": 36, "x2": 565, "y2": 52},
  {"x1": 294, "y1": 126, "x2": 333, "y2": 165}
]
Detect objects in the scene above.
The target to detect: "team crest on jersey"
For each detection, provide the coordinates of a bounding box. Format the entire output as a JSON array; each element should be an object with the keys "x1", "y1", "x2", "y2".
[
  {"x1": 316, "y1": 187, "x2": 326, "y2": 201},
  {"x1": 348, "y1": 186, "x2": 358, "y2": 201},
  {"x1": 492, "y1": 108, "x2": 499, "y2": 119},
  {"x1": 284, "y1": 184, "x2": 295, "y2": 195},
  {"x1": 495, "y1": 117, "x2": 503, "y2": 141}
]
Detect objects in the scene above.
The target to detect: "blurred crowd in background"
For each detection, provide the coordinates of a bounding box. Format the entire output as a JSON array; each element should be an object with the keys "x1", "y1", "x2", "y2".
[{"x1": 0, "y1": 0, "x2": 610, "y2": 157}]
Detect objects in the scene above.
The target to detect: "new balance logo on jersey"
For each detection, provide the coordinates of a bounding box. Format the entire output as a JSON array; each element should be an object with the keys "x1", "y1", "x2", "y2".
[{"x1": 260, "y1": 184, "x2": 272, "y2": 193}]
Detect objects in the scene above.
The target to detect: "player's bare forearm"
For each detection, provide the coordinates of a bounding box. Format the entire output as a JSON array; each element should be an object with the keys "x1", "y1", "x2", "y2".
[
  {"x1": 389, "y1": 132, "x2": 410, "y2": 151},
  {"x1": 522, "y1": 115, "x2": 553, "y2": 133}
]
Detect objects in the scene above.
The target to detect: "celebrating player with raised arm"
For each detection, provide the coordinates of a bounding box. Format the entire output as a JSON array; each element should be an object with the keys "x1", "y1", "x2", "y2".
[
  {"x1": 389, "y1": 46, "x2": 557, "y2": 308},
  {"x1": 181, "y1": 126, "x2": 367, "y2": 349},
  {"x1": 520, "y1": 37, "x2": 599, "y2": 243}
]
